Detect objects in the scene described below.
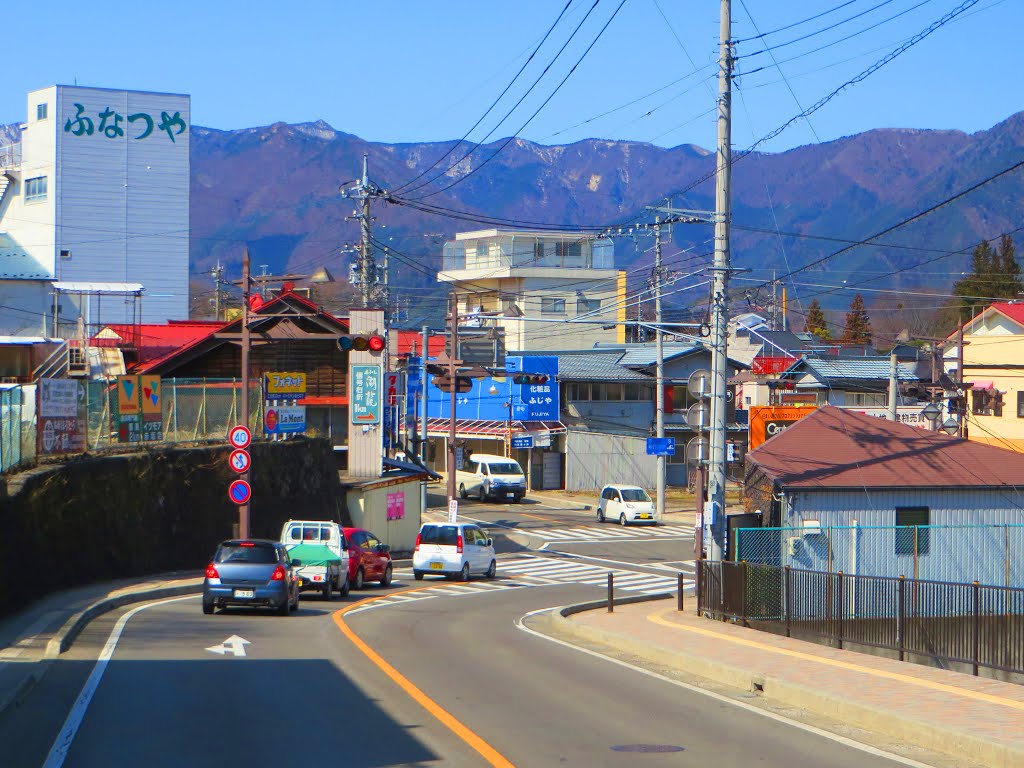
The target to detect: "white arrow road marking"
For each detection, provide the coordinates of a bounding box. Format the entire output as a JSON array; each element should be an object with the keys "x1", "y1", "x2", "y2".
[{"x1": 205, "y1": 635, "x2": 250, "y2": 657}]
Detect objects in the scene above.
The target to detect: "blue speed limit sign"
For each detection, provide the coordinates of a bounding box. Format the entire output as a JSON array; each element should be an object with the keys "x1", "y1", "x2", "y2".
[{"x1": 228, "y1": 449, "x2": 251, "y2": 474}]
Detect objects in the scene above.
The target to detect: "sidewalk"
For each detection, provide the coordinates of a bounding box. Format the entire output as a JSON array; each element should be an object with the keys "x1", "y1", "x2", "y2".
[{"x1": 551, "y1": 597, "x2": 1024, "y2": 768}]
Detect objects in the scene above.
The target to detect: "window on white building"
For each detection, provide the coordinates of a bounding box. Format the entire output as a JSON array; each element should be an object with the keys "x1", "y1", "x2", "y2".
[
  {"x1": 24, "y1": 176, "x2": 47, "y2": 202},
  {"x1": 541, "y1": 297, "x2": 565, "y2": 314},
  {"x1": 36, "y1": 103, "x2": 48, "y2": 121},
  {"x1": 577, "y1": 297, "x2": 601, "y2": 314}
]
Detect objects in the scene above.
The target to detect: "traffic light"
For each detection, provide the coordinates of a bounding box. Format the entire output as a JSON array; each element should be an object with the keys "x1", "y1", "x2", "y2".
[
  {"x1": 338, "y1": 333, "x2": 385, "y2": 353},
  {"x1": 513, "y1": 374, "x2": 548, "y2": 385}
]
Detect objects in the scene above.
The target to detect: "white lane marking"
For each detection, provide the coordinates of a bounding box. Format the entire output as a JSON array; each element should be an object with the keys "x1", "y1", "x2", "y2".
[
  {"x1": 205, "y1": 634, "x2": 250, "y2": 657},
  {"x1": 43, "y1": 595, "x2": 195, "y2": 768},
  {"x1": 514, "y1": 606, "x2": 938, "y2": 768}
]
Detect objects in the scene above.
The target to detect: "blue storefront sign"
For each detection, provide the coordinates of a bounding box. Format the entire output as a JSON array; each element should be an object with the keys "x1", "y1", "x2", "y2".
[{"x1": 511, "y1": 435, "x2": 533, "y2": 449}]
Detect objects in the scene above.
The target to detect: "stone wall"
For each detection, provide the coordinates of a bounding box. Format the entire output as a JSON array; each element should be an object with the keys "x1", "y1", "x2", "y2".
[{"x1": 0, "y1": 438, "x2": 344, "y2": 618}]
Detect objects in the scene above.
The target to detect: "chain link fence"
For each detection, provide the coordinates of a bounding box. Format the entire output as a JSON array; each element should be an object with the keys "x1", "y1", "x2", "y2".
[{"x1": 734, "y1": 524, "x2": 1024, "y2": 589}]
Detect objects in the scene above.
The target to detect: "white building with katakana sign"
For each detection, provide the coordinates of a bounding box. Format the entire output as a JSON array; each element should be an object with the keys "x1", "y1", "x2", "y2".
[{"x1": 0, "y1": 85, "x2": 190, "y2": 336}]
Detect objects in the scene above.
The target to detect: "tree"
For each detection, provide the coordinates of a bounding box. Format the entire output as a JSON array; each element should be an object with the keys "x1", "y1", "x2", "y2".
[
  {"x1": 839, "y1": 293, "x2": 872, "y2": 345},
  {"x1": 803, "y1": 299, "x2": 831, "y2": 340},
  {"x1": 951, "y1": 235, "x2": 1022, "y2": 322}
]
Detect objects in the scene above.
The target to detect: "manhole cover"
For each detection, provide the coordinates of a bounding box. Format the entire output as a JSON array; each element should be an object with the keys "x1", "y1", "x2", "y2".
[{"x1": 610, "y1": 745, "x2": 685, "y2": 753}]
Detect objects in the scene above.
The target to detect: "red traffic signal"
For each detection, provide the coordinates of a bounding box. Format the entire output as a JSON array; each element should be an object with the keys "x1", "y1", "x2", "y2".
[
  {"x1": 338, "y1": 334, "x2": 385, "y2": 353},
  {"x1": 513, "y1": 374, "x2": 548, "y2": 385}
]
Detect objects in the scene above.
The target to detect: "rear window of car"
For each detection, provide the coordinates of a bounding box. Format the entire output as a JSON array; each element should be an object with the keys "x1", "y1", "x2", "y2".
[
  {"x1": 621, "y1": 488, "x2": 651, "y2": 502},
  {"x1": 419, "y1": 525, "x2": 460, "y2": 546},
  {"x1": 486, "y1": 462, "x2": 521, "y2": 475},
  {"x1": 215, "y1": 543, "x2": 279, "y2": 564}
]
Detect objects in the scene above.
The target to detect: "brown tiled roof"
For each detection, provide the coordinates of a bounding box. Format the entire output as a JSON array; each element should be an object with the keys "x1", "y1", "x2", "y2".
[{"x1": 747, "y1": 405, "x2": 1024, "y2": 490}]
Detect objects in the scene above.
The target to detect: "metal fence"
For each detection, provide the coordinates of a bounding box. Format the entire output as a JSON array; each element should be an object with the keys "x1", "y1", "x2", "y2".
[
  {"x1": 698, "y1": 560, "x2": 1024, "y2": 678},
  {"x1": 5, "y1": 379, "x2": 269, "y2": 471},
  {"x1": 734, "y1": 524, "x2": 1024, "y2": 588}
]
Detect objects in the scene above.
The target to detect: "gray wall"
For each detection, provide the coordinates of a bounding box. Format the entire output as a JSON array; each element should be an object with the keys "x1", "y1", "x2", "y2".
[{"x1": 565, "y1": 430, "x2": 657, "y2": 491}]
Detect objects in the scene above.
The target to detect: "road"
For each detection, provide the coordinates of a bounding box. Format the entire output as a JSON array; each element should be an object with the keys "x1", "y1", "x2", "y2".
[{"x1": 2, "y1": 498, "x2": 927, "y2": 767}]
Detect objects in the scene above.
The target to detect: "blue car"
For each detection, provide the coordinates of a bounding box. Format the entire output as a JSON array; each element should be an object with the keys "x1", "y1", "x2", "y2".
[{"x1": 202, "y1": 539, "x2": 301, "y2": 615}]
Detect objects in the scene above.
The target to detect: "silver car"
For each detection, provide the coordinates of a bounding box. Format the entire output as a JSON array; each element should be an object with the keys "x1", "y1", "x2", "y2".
[{"x1": 202, "y1": 539, "x2": 301, "y2": 615}]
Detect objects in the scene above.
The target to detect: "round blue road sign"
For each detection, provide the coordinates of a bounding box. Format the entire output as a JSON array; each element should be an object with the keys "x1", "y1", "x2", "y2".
[
  {"x1": 228, "y1": 425, "x2": 252, "y2": 450},
  {"x1": 228, "y1": 479, "x2": 251, "y2": 505}
]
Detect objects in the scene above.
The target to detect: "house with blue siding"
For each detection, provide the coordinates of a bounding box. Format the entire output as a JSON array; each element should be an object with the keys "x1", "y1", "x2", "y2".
[{"x1": 743, "y1": 405, "x2": 1024, "y2": 585}]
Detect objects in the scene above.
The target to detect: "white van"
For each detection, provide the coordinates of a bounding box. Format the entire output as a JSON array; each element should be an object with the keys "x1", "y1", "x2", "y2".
[{"x1": 456, "y1": 453, "x2": 527, "y2": 503}]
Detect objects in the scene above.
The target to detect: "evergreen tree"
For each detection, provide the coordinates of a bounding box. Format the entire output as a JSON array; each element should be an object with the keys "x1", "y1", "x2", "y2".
[
  {"x1": 952, "y1": 235, "x2": 1022, "y2": 322},
  {"x1": 804, "y1": 299, "x2": 831, "y2": 340},
  {"x1": 839, "y1": 293, "x2": 872, "y2": 345}
]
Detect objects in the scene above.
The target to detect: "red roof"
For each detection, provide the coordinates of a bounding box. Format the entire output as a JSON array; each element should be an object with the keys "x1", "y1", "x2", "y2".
[
  {"x1": 991, "y1": 302, "x2": 1024, "y2": 327},
  {"x1": 93, "y1": 321, "x2": 224, "y2": 367},
  {"x1": 748, "y1": 405, "x2": 1024, "y2": 489},
  {"x1": 394, "y1": 331, "x2": 446, "y2": 358}
]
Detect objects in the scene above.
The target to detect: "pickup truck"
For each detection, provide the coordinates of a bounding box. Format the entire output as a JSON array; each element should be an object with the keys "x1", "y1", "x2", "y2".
[{"x1": 280, "y1": 520, "x2": 350, "y2": 599}]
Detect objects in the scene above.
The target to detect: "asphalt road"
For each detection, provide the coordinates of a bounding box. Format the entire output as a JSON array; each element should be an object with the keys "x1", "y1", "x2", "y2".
[{"x1": 2, "y1": 499, "x2": 921, "y2": 767}]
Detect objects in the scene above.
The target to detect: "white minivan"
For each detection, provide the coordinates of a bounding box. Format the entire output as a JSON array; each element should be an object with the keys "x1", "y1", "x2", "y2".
[
  {"x1": 413, "y1": 522, "x2": 497, "y2": 581},
  {"x1": 456, "y1": 453, "x2": 527, "y2": 503},
  {"x1": 597, "y1": 484, "x2": 659, "y2": 525}
]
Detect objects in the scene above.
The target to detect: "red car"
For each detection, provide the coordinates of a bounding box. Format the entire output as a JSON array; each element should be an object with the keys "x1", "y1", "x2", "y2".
[{"x1": 343, "y1": 527, "x2": 393, "y2": 589}]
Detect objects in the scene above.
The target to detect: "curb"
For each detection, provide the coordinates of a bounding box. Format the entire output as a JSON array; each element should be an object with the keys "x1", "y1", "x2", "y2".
[
  {"x1": 45, "y1": 582, "x2": 203, "y2": 658},
  {"x1": 550, "y1": 601, "x2": 1024, "y2": 768},
  {"x1": 0, "y1": 659, "x2": 53, "y2": 717}
]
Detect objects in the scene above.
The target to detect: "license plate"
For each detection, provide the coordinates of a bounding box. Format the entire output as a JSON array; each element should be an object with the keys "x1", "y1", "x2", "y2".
[
  {"x1": 312, "y1": 575, "x2": 323, "y2": 582},
  {"x1": 430, "y1": 562, "x2": 443, "y2": 570},
  {"x1": 506, "y1": 493, "x2": 515, "y2": 498},
  {"x1": 234, "y1": 589, "x2": 255, "y2": 599},
  {"x1": 638, "y1": 514, "x2": 651, "y2": 519}
]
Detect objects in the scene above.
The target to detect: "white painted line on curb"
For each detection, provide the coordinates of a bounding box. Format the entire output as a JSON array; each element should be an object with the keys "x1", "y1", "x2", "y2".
[
  {"x1": 42, "y1": 595, "x2": 195, "y2": 768},
  {"x1": 514, "y1": 606, "x2": 938, "y2": 768}
]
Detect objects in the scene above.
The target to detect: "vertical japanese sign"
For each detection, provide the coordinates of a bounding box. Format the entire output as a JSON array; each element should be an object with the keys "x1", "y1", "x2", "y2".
[
  {"x1": 140, "y1": 374, "x2": 163, "y2": 442},
  {"x1": 386, "y1": 491, "x2": 405, "y2": 521},
  {"x1": 37, "y1": 379, "x2": 86, "y2": 455},
  {"x1": 117, "y1": 375, "x2": 162, "y2": 442},
  {"x1": 351, "y1": 364, "x2": 382, "y2": 424},
  {"x1": 383, "y1": 372, "x2": 399, "y2": 449}
]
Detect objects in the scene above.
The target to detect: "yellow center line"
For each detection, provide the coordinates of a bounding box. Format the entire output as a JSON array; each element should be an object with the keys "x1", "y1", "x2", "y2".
[
  {"x1": 333, "y1": 590, "x2": 516, "y2": 768},
  {"x1": 646, "y1": 607, "x2": 1024, "y2": 711},
  {"x1": 517, "y1": 511, "x2": 560, "y2": 522}
]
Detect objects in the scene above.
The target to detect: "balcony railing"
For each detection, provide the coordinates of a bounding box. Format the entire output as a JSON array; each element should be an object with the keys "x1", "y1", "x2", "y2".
[
  {"x1": 442, "y1": 234, "x2": 615, "y2": 272},
  {"x1": 0, "y1": 143, "x2": 21, "y2": 170}
]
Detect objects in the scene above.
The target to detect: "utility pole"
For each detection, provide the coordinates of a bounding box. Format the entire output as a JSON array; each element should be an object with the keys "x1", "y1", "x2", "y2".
[
  {"x1": 447, "y1": 293, "x2": 459, "y2": 502},
  {"x1": 707, "y1": 0, "x2": 733, "y2": 562},
  {"x1": 340, "y1": 154, "x2": 387, "y2": 308},
  {"x1": 211, "y1": 261, "x2": 226, "y2": 321},
  {"x1": 421, "y1": 325, "x2": 430, "y2": 516},
  {"x1": 888, "y1": 351, "x2": 899, "y2": 421},
  {"x1": 654, "y1": 217, "x2": 666, "y2": 521}
]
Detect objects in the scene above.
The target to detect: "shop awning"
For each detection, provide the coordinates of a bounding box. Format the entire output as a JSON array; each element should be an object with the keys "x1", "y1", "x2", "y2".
[
  {"x1": 424, "y1": 418, "x2": 566, "y2": 439},
  {"x1": 970, "y1": 380, "x2": 994, "y2": 390}
]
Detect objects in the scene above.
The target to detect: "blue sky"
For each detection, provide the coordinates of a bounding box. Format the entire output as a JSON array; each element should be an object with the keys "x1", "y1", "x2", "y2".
[{"x1": 2, "y1": 0, "x2": 1018, "y2": 154}]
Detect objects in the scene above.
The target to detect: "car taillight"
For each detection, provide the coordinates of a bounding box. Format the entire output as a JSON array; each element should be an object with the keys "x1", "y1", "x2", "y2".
[
  {"x1": 271, "y1": 565, "x2": 286, "y2": 581},
  {"x1": 205, "y1": 563, "x2": 219, "y2": 579},
  {"x1": 457, "y1": 534, "x2": 463, "y2": 554},
  {"x1": 414, "y1": 533, "x2": 421, "y2": 551}
]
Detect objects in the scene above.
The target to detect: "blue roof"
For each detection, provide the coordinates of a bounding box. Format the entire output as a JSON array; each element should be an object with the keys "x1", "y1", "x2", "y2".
[
  {"x1": 787, "y1": 357, "x2": 919, "y2": 381},
  {"x1": 556, "y1": 353, "x2": 652, "y2": 382}
]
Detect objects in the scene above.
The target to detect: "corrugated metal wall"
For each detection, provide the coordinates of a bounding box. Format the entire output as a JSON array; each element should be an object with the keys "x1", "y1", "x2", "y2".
[{"x1": 565, "y1": 430, "x2": 657, "y2": 491}]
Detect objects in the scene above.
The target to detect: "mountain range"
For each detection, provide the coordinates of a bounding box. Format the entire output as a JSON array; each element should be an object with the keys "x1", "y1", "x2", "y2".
[{"x1": 5, "y1": 112, "x2": 1024, "y2": 326}]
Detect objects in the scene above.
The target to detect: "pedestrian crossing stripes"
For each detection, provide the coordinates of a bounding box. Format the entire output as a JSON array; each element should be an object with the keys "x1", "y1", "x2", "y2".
[
  {"x1": 521, "y1": 524, "x2": 695, "y2": 542},
  {"x1": 499, "y1": 554, "x2": 691, "y2": 595},
  {"x1": 345, "y1": 555, "x2": 694, "y2": 615}
]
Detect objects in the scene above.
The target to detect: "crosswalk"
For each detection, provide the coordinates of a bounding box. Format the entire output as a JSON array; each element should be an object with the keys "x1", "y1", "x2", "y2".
[
  {"x1": 346, "y1": 554, "x2": 693, "y2": 616},
  {"x1": 516, "y1": 524, "x2": 695, "y2": 543}
]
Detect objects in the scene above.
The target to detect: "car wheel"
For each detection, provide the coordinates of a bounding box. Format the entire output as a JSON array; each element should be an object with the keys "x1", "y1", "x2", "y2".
[
  {"x1": 277, "y1": 596, "x2": 290, "y2": 616},
  {"x1": 620, "y1": 513, "x2": 627, "y2": 527},
  {"x1": 478, "y1": 485, "x2": 487, "y2": 503},
  {"x1": 459, "y1": 483, "x2": 468, "y2": 500},
  {"x1": 486, "y1": 560, "x2": 496, "y2": 579},
  {"x1": 460, "y1": 563, "x2": 471, "y2": 582},
  {"x1": 355, "y1": 567, "x2": 365, "y2": 590},
  {"x1": 597, "y1": 508, "x2": 605, "y2": 523},
  {"x1": 381, "y1": 564, "x2": 392, "y2": 587},
  {"x1": 339, "y1": 573, "x2": 350, "y2": 597},
  {"x1": 202, "y1": 598, "x2": 214, "y2": 615},
  {"x1": 414, "y1": 570, "x2": 424, "y2": 581}
]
